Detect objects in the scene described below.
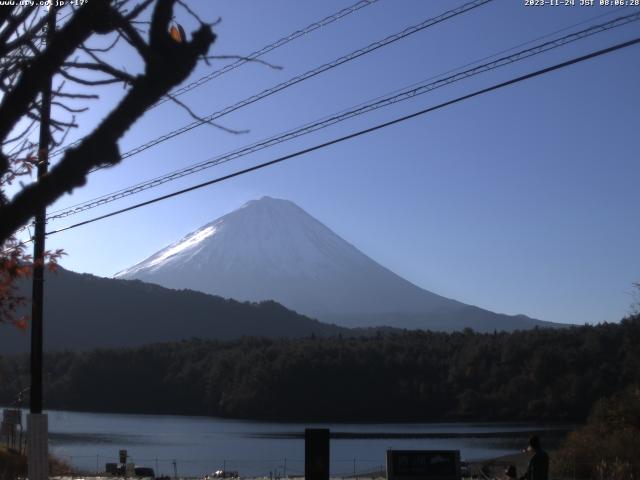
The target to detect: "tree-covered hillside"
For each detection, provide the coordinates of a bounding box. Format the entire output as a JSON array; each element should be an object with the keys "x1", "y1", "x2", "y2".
[
  {"x1": 0, "y1": 268, "x2": 347, "y2": 354},
  {"x1": 1, "y1": 316, "x2": 638, "y2": 421}
]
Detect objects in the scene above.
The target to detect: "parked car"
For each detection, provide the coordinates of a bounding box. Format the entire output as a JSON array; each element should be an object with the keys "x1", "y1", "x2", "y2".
[{"x1": 203, "y1": 469, "x2": 239, "y2": 479}]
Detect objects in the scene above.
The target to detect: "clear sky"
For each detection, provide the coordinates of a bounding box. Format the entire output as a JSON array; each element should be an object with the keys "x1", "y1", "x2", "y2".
[{"x1": 21, "y1": 0, "x2": 640, "y2": 325}]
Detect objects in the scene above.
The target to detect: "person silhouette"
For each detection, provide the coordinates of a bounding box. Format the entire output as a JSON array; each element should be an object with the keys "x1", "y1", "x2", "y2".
[
  {"x1": 504, "y1": 464, "x2": 517, "y2": 479},
  {"x1": 519, "y1": 436, "x2": 549, "y2": 480}
]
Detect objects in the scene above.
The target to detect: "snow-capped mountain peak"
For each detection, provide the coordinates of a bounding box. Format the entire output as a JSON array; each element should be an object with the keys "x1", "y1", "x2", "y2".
[
  {"x1": 115, "y1": 196, "x2": 549, "y2": 331},
  {"x1": 116, "y1": 224, "x2": 219, "y2": 277}
]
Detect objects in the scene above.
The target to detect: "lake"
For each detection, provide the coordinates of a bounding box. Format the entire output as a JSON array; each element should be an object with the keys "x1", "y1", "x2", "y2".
[{"x1": 18, "y1": 410, "x2": 571, "y2": 477}]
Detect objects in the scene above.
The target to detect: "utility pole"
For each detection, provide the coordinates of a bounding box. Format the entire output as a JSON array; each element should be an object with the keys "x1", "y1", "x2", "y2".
[{"x1": 28, "y1": 5, "x2": 55, "y2": 480}]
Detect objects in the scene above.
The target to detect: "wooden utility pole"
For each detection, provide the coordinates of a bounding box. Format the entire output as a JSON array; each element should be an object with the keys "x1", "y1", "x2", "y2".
[{"x1": 28, "y1": 6, "x2": 56, "y2": 480}]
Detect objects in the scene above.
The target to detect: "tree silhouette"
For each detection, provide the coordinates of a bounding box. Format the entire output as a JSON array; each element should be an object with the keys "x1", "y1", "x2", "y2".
[
  {"x1": 0, "y1": 0, "x2": 219, "y2": 323},
  {"x1": 0, "y1": 0, "x2": 218, "y2": 241}
]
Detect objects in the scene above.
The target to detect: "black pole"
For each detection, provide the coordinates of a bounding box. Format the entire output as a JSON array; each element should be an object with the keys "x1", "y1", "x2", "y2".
[
  {"x1": 30, "y1": 6, "x2": 55, "y2": 415},
  {"x1": 305, "y1": 428, "x2": 330, "y2": 480}
]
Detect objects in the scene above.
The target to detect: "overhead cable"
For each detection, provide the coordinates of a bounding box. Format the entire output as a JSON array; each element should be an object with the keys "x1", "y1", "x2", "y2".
[
  {"x1": 48, "y1": 0, "x2": 491, "y2": 166},
  {"x1": 47, "y1": 0, "x2": 380, "y2": 158},
  {"x1": 42, "y1": 11, "x2": 640, "y2": 223},
  {"x1": 43, "y1": 36, "x2": 640, "y2": 237}
]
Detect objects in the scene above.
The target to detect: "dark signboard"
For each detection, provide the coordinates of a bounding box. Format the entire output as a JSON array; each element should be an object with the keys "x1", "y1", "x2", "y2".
[
  {"x1": 387, "y1": 450, "x2": 461, "y2": 480},
  {"x1": 305, "y1": 428, "x2": 330, "y2": 480},
  {"x1": 3, "y1": 409, "x2": 21, "y2": 425}
]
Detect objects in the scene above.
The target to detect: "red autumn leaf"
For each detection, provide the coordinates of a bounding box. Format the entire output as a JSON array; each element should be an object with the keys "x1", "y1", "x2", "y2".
[
  {"x1": 169, "y1": 24, "x2": 185, "y2": 43},
  {"x1": 16, "y1": 265, "x2": 31, "y2": 276},
  {"x1": 13, "y1": 316, "x2": 29, "y2": 332}
]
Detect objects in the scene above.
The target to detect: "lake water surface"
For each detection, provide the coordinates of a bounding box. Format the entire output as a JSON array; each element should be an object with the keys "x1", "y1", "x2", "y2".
[{"x1": 28, "y1": 410, "x2": 570, "y2": 477}]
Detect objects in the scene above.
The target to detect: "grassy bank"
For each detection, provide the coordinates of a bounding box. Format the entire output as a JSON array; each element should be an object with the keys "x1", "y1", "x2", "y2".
[
  {"x1": 0, "y1": 446, "x2": 75, "y2": 479},
  {"x1": 0, "y1": 446, "x2": 25, "y2": 480}
]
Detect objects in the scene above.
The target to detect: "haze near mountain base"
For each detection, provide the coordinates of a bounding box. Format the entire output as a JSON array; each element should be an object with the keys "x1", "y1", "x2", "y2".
[{"x1": 116, "y1": 196, "x2": 554, "y2": 332}]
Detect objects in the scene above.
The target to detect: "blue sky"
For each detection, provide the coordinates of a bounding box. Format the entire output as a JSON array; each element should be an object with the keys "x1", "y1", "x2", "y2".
[{"x1": 23, "y1": 0, "x2": 640, "y2": 325}]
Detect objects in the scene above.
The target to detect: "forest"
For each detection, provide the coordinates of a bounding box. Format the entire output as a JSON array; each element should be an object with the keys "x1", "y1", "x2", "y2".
[{"x1": 0, "y1": 315, "x2": 638, "y2": 422}]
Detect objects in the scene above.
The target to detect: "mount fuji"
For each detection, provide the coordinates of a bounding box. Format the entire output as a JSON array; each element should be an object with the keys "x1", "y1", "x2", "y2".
[{"x1": 116, "y1": 196, "x2": 553, "y2": 331}]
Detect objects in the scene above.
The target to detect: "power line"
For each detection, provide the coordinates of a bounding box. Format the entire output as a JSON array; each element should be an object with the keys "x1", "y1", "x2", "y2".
[
  {"x1": 44, "y1": 36, "x2": 640, "y2": 238},
  {"x1": 155, "y1": 0, "x2": 380, "y2": 106},
  {"x1": 42, "y1": 11, "x2": 640, "y2": 223},
  {"x1": 8, "y1": 0, "x2": 494, "y2": 240},
  {"x1": 47, "y1": 0, "x2": 379, "y2": 159},
  {"x1": 368, "y1": 4, "x2": 633, "y2": 107},
  {"x1": 84, "y1": 0, "x2": 493, "y2": 171}
]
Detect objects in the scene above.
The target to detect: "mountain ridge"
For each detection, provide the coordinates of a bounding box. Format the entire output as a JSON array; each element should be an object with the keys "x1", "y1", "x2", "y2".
[{"x1": 0, "y1": 267, "x2": 348, "y2": 354}]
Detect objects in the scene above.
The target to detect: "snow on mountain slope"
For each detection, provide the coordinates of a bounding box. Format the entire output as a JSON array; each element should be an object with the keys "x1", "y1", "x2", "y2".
[{"x1": 116, "y1": 196, "x2": 551, "y2": 331}]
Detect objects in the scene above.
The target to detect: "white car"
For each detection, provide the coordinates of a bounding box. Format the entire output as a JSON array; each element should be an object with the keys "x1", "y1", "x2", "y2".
[{"x1": 203, "y1": 469, "x2": 239, "y2": 479}]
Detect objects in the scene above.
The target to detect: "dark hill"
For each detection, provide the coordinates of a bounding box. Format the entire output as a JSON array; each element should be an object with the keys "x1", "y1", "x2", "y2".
[{"x1": 0, "y1": 267, "x2": 347, "y2": 354}]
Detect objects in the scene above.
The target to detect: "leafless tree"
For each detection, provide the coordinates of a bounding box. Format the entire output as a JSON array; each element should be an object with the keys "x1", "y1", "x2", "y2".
[{"x1": 0, "y1": 0, "x2": 220, "y2": 323}]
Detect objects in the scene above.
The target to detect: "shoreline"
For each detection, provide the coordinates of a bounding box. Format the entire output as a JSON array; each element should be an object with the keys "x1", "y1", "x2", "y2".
[{"x1": 2, "y1": 405, "x2": 581, "y2": 427}]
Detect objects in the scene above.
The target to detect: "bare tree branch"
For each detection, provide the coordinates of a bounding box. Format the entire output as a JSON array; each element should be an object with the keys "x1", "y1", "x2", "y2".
[
  {"x1": 164, "y1": 92, "x2": 249, "y2": 135},
  {"x1": 51, "y1": 101, "x2": 89, "y2": 114},
  {"x1": 53, "y1": 91, "x2": 99, "y2": 100},
  {"x1": 205, "y1": 55, "x2": 282, "y2": 70},
  {"x1": 59, "y1": 68, "x2": 126, "y2": 86},
  {"x1": 0, "y1": 1, "x2": 114, "y2": 149},
  {"x1": 0, "y1": 0, "x2": 216, "y2": 243},
  {"x1": 62, "y1": 61, "x2": 136, "y2": 84}
]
